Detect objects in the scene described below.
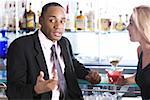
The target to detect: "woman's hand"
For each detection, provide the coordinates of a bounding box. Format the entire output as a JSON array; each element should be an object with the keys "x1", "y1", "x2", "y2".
[{"x1": 115, "y1": 75, "x2": 127, "y2": 85}]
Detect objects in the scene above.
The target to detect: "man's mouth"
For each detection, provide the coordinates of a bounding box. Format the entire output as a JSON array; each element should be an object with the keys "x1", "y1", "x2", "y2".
[{"x1": 53, "y1": 32, "x2": 62, "y2": 37}]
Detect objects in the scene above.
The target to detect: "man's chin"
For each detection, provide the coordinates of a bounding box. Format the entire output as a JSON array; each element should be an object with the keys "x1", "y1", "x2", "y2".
[{"x1": 54, "y1": 37, "x2": 62, "y2": 41}]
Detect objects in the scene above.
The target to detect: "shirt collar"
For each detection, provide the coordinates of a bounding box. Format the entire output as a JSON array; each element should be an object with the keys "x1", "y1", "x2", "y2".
[{"x1": 38, "y1": 30, "x2": 57, "y2": 50}]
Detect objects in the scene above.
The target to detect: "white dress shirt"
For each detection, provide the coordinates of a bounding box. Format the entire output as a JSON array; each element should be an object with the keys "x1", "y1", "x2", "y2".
[{"x1": 38, "y1": 30, "x2": 65, "y2": 100}]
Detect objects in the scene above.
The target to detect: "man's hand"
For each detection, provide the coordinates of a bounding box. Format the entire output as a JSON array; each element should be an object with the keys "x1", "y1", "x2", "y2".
[
  {"x1": 34, "y1": 71, "x2": 58, "y2": 94},
  {"x1": 85, "y1": 70, "x2": 101, "y2": 84}
]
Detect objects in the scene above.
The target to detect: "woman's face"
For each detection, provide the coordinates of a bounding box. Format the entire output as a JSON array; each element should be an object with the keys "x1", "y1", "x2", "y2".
[{"x1": 127, "y1": 15, "x2": 141, "y2": 42}]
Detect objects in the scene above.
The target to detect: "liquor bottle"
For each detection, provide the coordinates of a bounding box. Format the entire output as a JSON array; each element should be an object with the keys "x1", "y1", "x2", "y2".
[
  {"x1": 0, "y1": 29, "x2": 8, "y2": 59},
  {"x1": 74, "y1": 2, "x2": 79, "y2": 31},
  {"x1": 26, "y1": 3, "x2": 36, "y2": 32},
  {"x1": 36, "y1": 10, "x2": 41, "y2": 29},
  {"x1": 87, "y1": 2, "x2": 95, "y2": 31},
  {"x1": 125, "y1": 14, "x2": 129, "y2": 29},
  {"x1": 8, "y1": 3, "x2": 13, "y2": 31},
  {"x1": 100, "y1": 18, "x2": 111, "y2": 32},
  {"x1": 19, "y1": 2, "x2": 27, "y2": 31},
  {"x1": 87, "y1": 11, "x2": 95, "y2": 32},
  {"x1": 8, "y1": 1, "x2": 16, "y2": 32},
  {"x1": 75, "y1": 10, "x2": 87, "y2": 31},
  {"x1": 7, "y1": 1, "x2": 16, "y2": 32},
  {"x1": 115, "y1": 15, "x2": 126, "y2": 31},
  {"x1": 12, "y1": 1, "x2": 16, "y2": 31},
  {"x1": 65, "y1": 4, "x2": 74, "y2": 32},
  {"x1": 0, "y1": 29, "x2": 8, "y2": 70},
  {"x1": 20, "y1": 7, "x2": 27, "y2": 32}
]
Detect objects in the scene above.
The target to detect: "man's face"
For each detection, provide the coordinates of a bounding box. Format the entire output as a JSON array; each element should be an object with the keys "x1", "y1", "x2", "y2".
[{"x1": 40, "y1": 6, "x2": 66, "y2": 42}]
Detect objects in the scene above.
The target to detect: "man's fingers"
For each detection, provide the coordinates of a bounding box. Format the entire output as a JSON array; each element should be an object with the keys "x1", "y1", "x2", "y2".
[
  {"x1": 51, "y1": 69, "x2": 58, "y2": 80},
  {"x1": 37, "y1": 71, "x2": 45, "y2": 82},
  {"x1": 85, "y1": 70, "x2": 101, "y2": 84},
  {"x1": 53, "y1": 72, "x2": 58, "y2": 80},
  {"x1": 46, "y1": 79, "x2": 58, "y2": 90}
]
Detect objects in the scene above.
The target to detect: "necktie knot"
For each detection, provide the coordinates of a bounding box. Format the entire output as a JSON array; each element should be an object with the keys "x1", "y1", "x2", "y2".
[
  {"x1": 51, "y1": 44, "x2": 56, "y2": 54},
  {"x1": 51, "y1": 45, "x2": 57, "y2": 60}
]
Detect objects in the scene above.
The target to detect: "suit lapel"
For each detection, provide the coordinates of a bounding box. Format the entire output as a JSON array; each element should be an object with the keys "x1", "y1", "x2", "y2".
[
  {"x1": 58, "y1": 38, "x2": 69, "y2": 67},
  {"x1": 58, "y1": 37, "x2": 74, "y2": 72},
  {"x1": 33, "y1": 31, "x2": 49, "y2": 80}
]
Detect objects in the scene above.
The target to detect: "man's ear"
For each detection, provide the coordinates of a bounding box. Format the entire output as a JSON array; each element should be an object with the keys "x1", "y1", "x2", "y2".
[{"x1": 39, "y1": 16, "x2": 42, "y2": 25}]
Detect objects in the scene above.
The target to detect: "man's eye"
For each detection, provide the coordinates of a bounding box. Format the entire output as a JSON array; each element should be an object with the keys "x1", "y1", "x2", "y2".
[
  {"x1": 61, "y1": 20, "x2": 66, "y2": 24},
  {"x1": 49, "y1": 19, "x2": 56, "y2": 23}
]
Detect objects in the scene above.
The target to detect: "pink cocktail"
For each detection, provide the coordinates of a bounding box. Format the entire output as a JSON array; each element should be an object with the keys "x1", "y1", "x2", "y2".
[
  {"x1": 106, "y1": 70, "x2": 122, "y2": 84},
  {"x1": 106, "y1": 68, "x2": 123, "y2": 84}
]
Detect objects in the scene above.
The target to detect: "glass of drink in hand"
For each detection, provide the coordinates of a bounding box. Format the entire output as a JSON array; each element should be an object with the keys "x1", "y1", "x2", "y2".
[
  {"x1": 105, "y1": 67, "x2": 123, "y2": 99},
  {"x1": 106, "y1": 56, "x2": 123, "y2": 99},
  {"x1": 105, "y1": 68, "x2": 123, "y2": 84},
  {"x1": 106, "y1": 56, "x2": 123, "y2": 84}
]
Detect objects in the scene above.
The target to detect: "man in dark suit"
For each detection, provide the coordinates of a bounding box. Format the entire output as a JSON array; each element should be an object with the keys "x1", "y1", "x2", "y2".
[{"x1": 6, "y1": 2, "x2": 101, "y2": 100}]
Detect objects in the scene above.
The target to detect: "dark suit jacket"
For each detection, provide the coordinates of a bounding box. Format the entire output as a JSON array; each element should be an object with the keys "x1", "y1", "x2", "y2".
[{"x1": 6, "y1": 30, "x2": 90, "y2": 100}]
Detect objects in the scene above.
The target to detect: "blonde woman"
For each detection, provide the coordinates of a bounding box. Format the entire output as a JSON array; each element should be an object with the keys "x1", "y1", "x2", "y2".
[{"x1": 116, "y1": 5, "x2": 150, "y2": 99}]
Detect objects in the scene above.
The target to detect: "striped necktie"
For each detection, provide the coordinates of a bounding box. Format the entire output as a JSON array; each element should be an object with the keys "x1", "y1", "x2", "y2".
[{"x1": 51, "y1": 44, "x2": 67, "y2": 100}]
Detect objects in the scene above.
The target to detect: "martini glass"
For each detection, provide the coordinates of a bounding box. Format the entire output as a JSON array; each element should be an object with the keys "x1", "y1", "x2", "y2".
[
  {"x1": 108, "y1": 56, "x2": 122, "y2": 68},
  {"x1": 105, "y1": 67, "x2": 123, "y2": 99},
  {"x1": 106, "y1": 68, "x2": 123, "y2": 84},
  {"x1": 106, "y1": 56, "x2": 123, "y2": 99}
]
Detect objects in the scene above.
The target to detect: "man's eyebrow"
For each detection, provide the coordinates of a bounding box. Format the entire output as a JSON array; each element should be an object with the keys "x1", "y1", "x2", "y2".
[
  {"x1": 62, "y1": 17, "x2": 66, "y2": 20},
  {"x1": 48, "y1": 16, "x2": 56, "y2": 18},
  {"x1": 48, "y1": 16, "x2": 66, "y2": 20},
  {"x1": 48, "y1": 16, "x2": 66, "y2": 19}
]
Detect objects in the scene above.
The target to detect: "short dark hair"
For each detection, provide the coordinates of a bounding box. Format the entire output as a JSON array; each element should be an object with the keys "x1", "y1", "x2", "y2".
[{"x1": 41, "y1": 2, "x2": 64, "y2": 16}]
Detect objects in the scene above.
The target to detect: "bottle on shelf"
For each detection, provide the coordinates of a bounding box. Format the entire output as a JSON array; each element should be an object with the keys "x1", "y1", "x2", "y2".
[
  {"x1": 115, "y1": 15, "x2": 126, "y2": 31},
  {"x1": 100, "y1": 18, "x2": 111, "y2": 32},
  {"x1": 12, "y1": 1, "x2": 16, "y2": 31},
  {"x1": 26, "y1": 2, "x2": 36, "y2": 32},
  {"x1": 2, "y1": 1, "x2": 9, "y2": 31},
  {"x1": 19, "y1": 2, "x2": 27, "y2": 32},
  {"x1": 0, "y1": 29, "x2": 8, "y2": 70},
  {"x1": 35, "y1": 10, "x2": 41, "y2": 29},
  {"x1": 86, "y1": 2, "x2": 95, "y2": 32},
  {"x1": 74, "y1": 2, "x2": 79, "y2": 31},
  {"x1": 7, "y1": 1, "x2": 16, "y2": 32},
  {"x1": 0, "y1": 29, "x2": 8, "y2": 59},
  {"x1": 125, "y1": 14, "x2": 129, "y2": 29},
  {"x1": 75, "y1": 10, "x2": 87, "y2": 31},
  {"x1": 111, "y1": 19, "x2": 117, "y2": 32},
  {"x1": 65, "y1": 3, "x2": 74, "y2": 32},
  {"x1": 7, "y1": 3, "x2": 14, "y2": 32}
]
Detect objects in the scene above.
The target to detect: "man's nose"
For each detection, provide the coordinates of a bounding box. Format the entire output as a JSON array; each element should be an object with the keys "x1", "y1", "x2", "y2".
[{"x1": 54, "y1": 21, "x2": 64, "y2": 29}]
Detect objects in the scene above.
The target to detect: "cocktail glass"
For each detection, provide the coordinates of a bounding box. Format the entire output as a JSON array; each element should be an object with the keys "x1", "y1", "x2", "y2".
[
  {"x1": 105, "y1": 67, "x2": 124, "y2": 99},
  {"x1": 108, "y1": 56, "x2": 122, "y2": 67},
  {"x1": 105, "y1": 67, "x2": 123, "y2": 84},
  {"x1": 106, "y1": 56, "x2": 123, "y2": 99}
]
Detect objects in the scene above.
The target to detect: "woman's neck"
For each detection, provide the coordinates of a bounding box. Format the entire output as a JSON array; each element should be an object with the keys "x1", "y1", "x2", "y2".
[
  {"x1": 140, "y1": 42, "x2": 150, "y2": 53},
  {"x1": 140, "y1": 42, "x2": 150, "y2": 68}
]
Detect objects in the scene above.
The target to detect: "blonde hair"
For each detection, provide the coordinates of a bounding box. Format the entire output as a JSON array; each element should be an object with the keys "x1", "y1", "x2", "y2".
[{"x1": 132, "y1": 5, "x2": 150, "y2": 43}]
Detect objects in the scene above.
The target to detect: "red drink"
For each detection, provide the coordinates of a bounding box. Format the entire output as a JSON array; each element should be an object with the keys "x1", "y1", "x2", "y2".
[{"x1": 106, "y1": 70, "x2": 122, "y2": 84}]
